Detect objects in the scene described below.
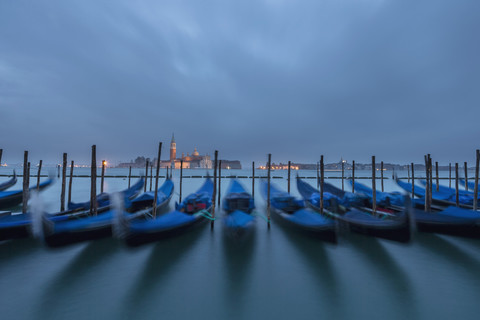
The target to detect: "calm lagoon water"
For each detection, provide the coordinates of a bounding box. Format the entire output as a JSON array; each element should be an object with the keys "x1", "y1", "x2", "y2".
[{"x1": 1, "y1": 167, "x2": 480, "y2": 320}]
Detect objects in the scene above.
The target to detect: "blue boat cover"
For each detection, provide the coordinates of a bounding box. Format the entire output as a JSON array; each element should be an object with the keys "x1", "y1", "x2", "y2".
[
  {"x1": 419, "y1": 180, "x2": 476, "y2": 197},
  {"x1": 131, "y1": 179, "x2": 174, "y2": 205},
  {"x1": 129, "y1": 210, "x2": 196, "y2": 232},
  {"x1": 285, "y1": 208, "x2": 334, "y2": 227},
  {"x1": 396, "y1": 179, "x2": 474, "y2": 204},
  {"x1": 437, "y1": 206, "x2": 480, "y2": 220},
  {"x1": 351, "y1": 180, "x2": 405, "y2": 206},
  {"x1": 460, "y1": 179, "x2": 476, "y2": 191},
  {"x1": 224, "y1": 210, "x2": 255, "y2": 229},
  {"x1": 223, "y1": 179, "x2": 255, "y2": 213},
  {"x1": 53, "y1": 211, "x2": 115, "y2": 233},
  {"x1": 0, "y1": 179, "x2": 54, "y2": 199}
]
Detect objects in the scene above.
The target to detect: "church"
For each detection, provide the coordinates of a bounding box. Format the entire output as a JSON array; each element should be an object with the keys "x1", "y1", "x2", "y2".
[{"x1": 167, "y1": 134, "x2": 213, "y2": 169}]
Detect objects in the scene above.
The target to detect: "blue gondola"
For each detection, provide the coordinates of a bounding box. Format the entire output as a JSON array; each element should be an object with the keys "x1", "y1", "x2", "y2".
[
  {"x1": 68, "y1": 178, "x2": 145, "y2": 211},
  {"x1": 118, "y1": 177, "x2": 213, "y2": 247},
  {"x1": 395, "y1": 178, "x2": 474, "y2": 209},
  {"x1": 0, "y1": 171, "x2": 17, "y2": 192},
  {"x1": 296, "y1": 178, "x2": 411, "y2": 243},
  {"x1": 222, "y1": 179, "x2": 255, "y2": 239},
  {"x1": 0, "y1": 177, "x2": 54, "y2": 210},
  {"x1": 42, "y1": 178, "x2": 173, "y2": 247},
  {"x1": 354, "y1": 180, "x2": 480, "y2": 238},
  {"x1": 260, "y1": 180, "x2": 337, "y2": 243},
  {"x1": 0, "y1": 178, "x2": 146, "y2": 241}
]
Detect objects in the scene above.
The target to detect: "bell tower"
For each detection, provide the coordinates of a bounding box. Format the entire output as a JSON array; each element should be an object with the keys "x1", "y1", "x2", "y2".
[{"x1": 170, "y1": 133, "x2": 176, "y2": 161}]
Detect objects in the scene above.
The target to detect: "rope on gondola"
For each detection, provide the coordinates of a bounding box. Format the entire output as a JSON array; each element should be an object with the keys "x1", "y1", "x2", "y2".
[{"x1": 196, "y1": 209, "x2": 216, "y2": 220}]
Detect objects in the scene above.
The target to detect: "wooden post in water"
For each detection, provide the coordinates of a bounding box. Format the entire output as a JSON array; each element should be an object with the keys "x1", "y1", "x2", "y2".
[
  {"x1": 407, "y1": 165, "x2": 410, "y2": 183},
  {"x1": 0, "y1": 149, "x2": 2, "y2": 166},
  {"x1": 60, "y1": 153, "x2": 67, "y2": 211},
  {"x1": 22, "y1": 151, "x2": 28, "y2": 214},
  {"x1": 218, "y1": 160, "x2": 222, "y2": 206},
  {"x1": 449, "y1": 163, "x2": 452, "y2": 188},
  {"x1": 474, "y1": 149, "x2": 479, "y2": 211},
  {"x1": 166, "y1": 166, "x2": 169, "y2": 180},
  {"x1": 381, "y1": 161, "x2": 384, "y2": 192},
  {"x1": 36, "y1": 160, "x2": 43, "y2": 190},
  {"x1": 372, "y1": 156, "x2": 376, "y2": 214},
  {"x1": 128, "y1": 166, "x2": 131, "y2": 188},
  {"x1": 179, "y1": 159, "x2": 183, "y2": 203},
  {"x1": 27, "y1": 162, "x2": 30, "y2": 191},
  {"x1": 148, "y1": 161, "x2": 153, "y2": 191},
  {"x1": 287, "y1": 161, "x2": 291, "y2": 194},
  {"x1": 428, "y1": 155, "x2": 433, "y2": 211},
  {"x1": 352, "y1": 160, "x2": 355, "y2": 193},
  {"x1": 267, "y1": 153, "x2": 271, "y2": 227},
  {"x1": 90, "y1": 145, "x2": 97, "y2": 216},
  {"x1": 101, "y1": 160, "x2": 106, "y2": 193},
  {"x1": 424, "y1": 155, "x2": 429, "y2": 212},
  {"x1": 316, "y1": 162, "x2": 320, "y2": 189},
  {"x1": 320, "y1": 155, "x2": 324, "y2": 214},
  {"x1": 341, "y1": 160, "x2": 345, "y2": 191},
  {"x1": 57, "y1": 164, "x2": 60, "y2": 178},
  {"x1": 152, "y1": 142, "x2": 162, "y2": 217},
  {"x1": 211, "y1": 150, "x2": 218, "y2": 229},
  {"x1": 411, "y1": 163, "x2": 415, "y2": 199},
  {"x1": 252, "y1": 161, "x2": 255, "y2": 199},
  {"x1": 144, "y1": 160, "x2": 149, "y2": 192},
  {"x1": 455, "y1": 162, "x2": 460, "y2": 207},
  {"x1": 435, "y1": 161, "x2": 439, "y2": 192},
  {"x1": 464, "y1": 162, "x2": 468, "y2": 191},
  {"x1": 68, "y1": 160, "x2": 74, "y2": 204}
]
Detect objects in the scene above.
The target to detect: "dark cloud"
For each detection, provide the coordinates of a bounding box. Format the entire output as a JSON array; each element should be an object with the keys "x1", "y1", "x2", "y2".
[{"x1": 1, "y1": 0, "x2": 479, "y2": 166}]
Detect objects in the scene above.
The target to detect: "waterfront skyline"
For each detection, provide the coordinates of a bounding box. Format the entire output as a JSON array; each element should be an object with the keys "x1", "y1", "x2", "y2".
[{"x1": 1, "y1": 0, "x2": 479, "y2": 165}]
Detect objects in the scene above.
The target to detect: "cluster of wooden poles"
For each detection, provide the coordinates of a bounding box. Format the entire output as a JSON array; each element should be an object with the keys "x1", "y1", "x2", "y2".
[{"x1": 2, "y1": 147, "x2": 479, "y2": 221}]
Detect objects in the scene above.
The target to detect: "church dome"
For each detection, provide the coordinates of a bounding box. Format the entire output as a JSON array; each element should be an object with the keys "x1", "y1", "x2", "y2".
[{"x1": 192, "y1": 147, "x2": 199, "y2": 156}]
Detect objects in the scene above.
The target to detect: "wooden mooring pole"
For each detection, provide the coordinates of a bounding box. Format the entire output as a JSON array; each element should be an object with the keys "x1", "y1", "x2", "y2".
[
  {"x1": 464, "y1": 162, "x2": 468, "y2": 191},
  {"x1": 150, "y1": 164, "x2": 153, "y2": 191},
  {"x1": 152, "y1": 142, "x2": 162, "y2": 217},
  {"x1": 101, "y1": 160, "x2": 106, "y2": 193},
  {"x1": 57, "y1": 164, "x2": 60, "y2": 178},
  {"x1": 411, "y1": 163, "x2": 415, "y2": 199},
  {"x1": 36, "y1": 160, "x2": 43, "y2": 190},
  {"x1": 128, "y1": 166, "x2": 131, "y2": 188},
  {"x1": 287, "y1": 161, "x2": 291, "y2": 194},
  {"x1": 449, "y1": 163, "x2": 452, "y2": 188},
  {"x1": 455, "y1": 162, "x2": 459, "y2": 207},
  {"x1": 252, "y1": 161, "x2": 255, "y2": 199},
  {"x1": 407, "y1": 165, "x2": 410, "y2": 183},
  {"x1": 61, "y1": 153, "x2": 67, "y2": 211},
  {"x1": 218, "y1": 160, "x2": 222, "y2": 206},
  {"x1": 90, "y1": 145, "x2": 97, "y2": 216},
  {"x1": 179, "y1": 160, "x2": 183, "y2": 203},
  {"x1": 429, "y1": 156, "x2": 433, "y2": 210},
  {"x1": 320, "y1": 155, "x2": 324, "y2": 214},
  {"x1": 372, "y1": 156, "x2": 376, "y2": 214},
  {"x1": 352, "y1": 160, "x2": 355, "y2": 193},
  {"x1": 424, "y1": 155, "x2": 429, "y2": 212},
  {"x1": 22, "y1": 151, "x2": 28, "y2": 214},
  {"x1": 212, "y1": 150, "x2": 218, "y2": 229},
  {"x1": 144, "y1": 160, "x2": 149, "y2": 192},
  {"x1": 267, "y1": 153, "x2": 271, "y2": 227},
  {"x1": 316, "y1": 162, "x2": 320, "y2": 189},
  {"x1": 341, "y1": 160, "x2": 345, "y2": 191},
  {"x1": 68, "y1": 160, "x2": 74, "y2": 204},
  {"x1": 0, "y1": 149, "x2": 2, "y2": 166},
  {"x1": 381, "y1": 161, "x2": 384, "y2": 192},
  {"x1": 435, "y1": 161, "x2": 439, "y2": 192},
  {"x1": 474, "y1": 149, "x2": 479, "y2": 211}
]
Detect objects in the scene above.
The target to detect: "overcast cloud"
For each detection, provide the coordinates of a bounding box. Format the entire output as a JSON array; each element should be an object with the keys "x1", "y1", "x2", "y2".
[{"x1": 1, "y1": 0, "x2": 479, "y2": 165}]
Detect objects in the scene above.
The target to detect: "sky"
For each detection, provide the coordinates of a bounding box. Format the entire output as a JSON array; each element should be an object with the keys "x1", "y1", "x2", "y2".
[{"x1": 1, "y1": 0, "x2": 479, "y2": 166}]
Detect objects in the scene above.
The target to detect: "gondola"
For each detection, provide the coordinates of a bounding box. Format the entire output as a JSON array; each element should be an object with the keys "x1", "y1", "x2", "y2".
[
  {"x1": 42, "y1": 178, "x2": 173, "y2": 247},
  {"x1": 460, "y1": 179, "x2": 476, "y2": 191},
  {"x1": 0, "y1": 178, "x2": 146, "y2": 241},
  {"x1": 353, "y1": 180, "x2": 480, "y2": 238},
  {"x1": 117, "y1": 177, "x2": 213, "y2": 247},
  {"x1": 395, "y1": 178, "x2": 474, "y2": 209},
  {"x1": 0, "y1": 178, "x2": 54, "y2": 210},
  {"x1": 0, "y1": 171, "x2": 17, "y2": 192},
  {"x1": 67, "y1": 177, "x2": 144, "y2": 211},
  {"x1": 296, "y1": 178, "x2": 411, "y2": 243},
  {"x1": 260, "y1": 180, "x2": 337, "y2": 243},
  {"x1": 222, "y1": 179, "x2": 255, "y2": 239}
]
